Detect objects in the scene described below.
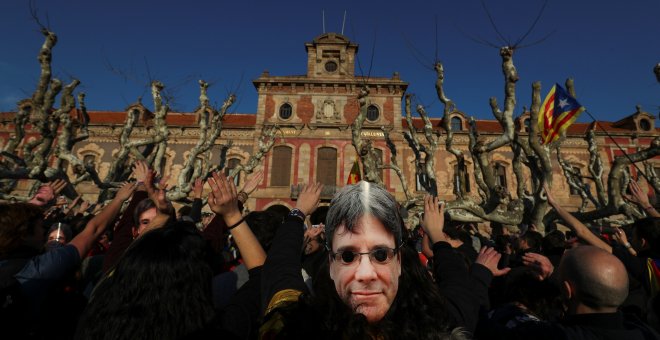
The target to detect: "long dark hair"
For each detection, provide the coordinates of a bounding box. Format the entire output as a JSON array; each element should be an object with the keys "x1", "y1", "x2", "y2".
[{"x1": 76, "y1": 222, "x2": 214, "y2": 340}]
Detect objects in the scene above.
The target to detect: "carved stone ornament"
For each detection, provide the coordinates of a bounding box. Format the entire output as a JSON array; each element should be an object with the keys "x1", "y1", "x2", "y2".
[{"x1": 316, "y1": 98, "x2": 341, "y2": 121}]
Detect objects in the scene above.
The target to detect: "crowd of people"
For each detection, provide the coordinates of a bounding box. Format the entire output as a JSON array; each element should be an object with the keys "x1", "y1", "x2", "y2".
[{"x1": 0, "y1": 160, "x2": 659, "y2": 339}]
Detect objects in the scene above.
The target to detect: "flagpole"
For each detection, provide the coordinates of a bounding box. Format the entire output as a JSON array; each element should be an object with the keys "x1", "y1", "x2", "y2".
[{"x1": 583, "y1": 109, "x2": 654, "y2": 187}]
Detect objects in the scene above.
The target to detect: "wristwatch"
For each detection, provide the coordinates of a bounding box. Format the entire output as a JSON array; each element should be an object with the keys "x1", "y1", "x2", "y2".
[{"x1": 289, "y1": 208, "x2": 306, "y2": 222}]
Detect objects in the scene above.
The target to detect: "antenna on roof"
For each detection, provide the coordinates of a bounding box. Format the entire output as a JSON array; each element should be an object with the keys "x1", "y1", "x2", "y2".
[
  {"x1": 322, "y1": 10, "x2": 326, "y2": 33},
  {"x1": 341, "y1": 10, "x2": 347, "y2": 35}
]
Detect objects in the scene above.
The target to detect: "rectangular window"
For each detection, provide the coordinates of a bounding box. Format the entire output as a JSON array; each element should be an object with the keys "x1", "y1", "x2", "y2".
[
  {"x1": 454, "y1": 163, "x2": 470, "y2": 193},
  {"x1": 271, "y1": 146, "x2": 292, "y2": 186},
  {"x1": 495, "y1": 163, "x2": 507, "y2": 188},
  {"x1": 316, "y1": 147, "x2": 337, "y2": 186}
]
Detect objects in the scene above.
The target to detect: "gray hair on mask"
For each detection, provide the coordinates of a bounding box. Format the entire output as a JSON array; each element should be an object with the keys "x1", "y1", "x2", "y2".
[{"x1": 325, "y1": 181, "x2": 403, "y2": 250}]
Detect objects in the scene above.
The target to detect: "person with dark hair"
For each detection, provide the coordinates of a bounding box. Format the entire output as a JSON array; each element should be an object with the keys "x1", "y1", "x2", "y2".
[
  {"x1": 541, "y1": 230, "x2": 567, "y2": 267},
  {"x1": 443, "y1": 221, "x2": 478, "y2": 267},
  {"x1": 102, "y1": 161, "x2": 173, "y2": 273},
  {"x1": 265, "y1": 204, "x2": 290, "y2": 224},
  {"x1": 482, "y1": 245, "x2": 659, "y2": 339},
  {"x1": 77, "y1": 171, "x2": 267, "y2": 339},
  {"x1": 76, "y1": 222, "x2": 215, "y2": 340},
  {"x1": 518, "y1": 230, "x2": 543, "y2": 254},
  {"x1": 0, "y1": 181, "x2": 137, "y2": 339},
  {"x1": 45, "y1": 222, "x2": 73, "y2": 246},
  {"x1": 260, "y1": 182, "x2": 497, "y2": 338},
  {"x1": 213, "y1": 210, "x2": 278, "y2": 308}
]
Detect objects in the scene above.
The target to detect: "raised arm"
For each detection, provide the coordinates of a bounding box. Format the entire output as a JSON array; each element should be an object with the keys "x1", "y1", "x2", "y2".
[
  {"x1": 421, "y1": 194, "x2": 494, "y2": 332},
  {"x1": 188, "y1": 177, "x2": 204, "y2": 223},
  {"x1": 421, "y1": 194, "x2": 449, "y2": 244},
  {"x1": 261, "y1": 183, "x2": 321, "y2": 314},
  {"x1": 626, "y1": 180, "x2": 660, "y2": 218},
  {"x1": 69, "y1": 182, "x2": 137, "y2": 257},
  {"x1": 208, "y1": 171, "x2": 266, "y2": 270},
  {"x1": 544, "y1": 183, "x2": 612, "y2": 252}
]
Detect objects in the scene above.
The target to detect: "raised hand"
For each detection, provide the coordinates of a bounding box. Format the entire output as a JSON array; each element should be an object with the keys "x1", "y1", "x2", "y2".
[
  {"x1": 476, "y1": 246, "x2": 511, "y2": 277},
  {"x1": 295, "y1": 183, "x2": 323, "y2": 216},
  {"x1": 49, "y1": 179, "x2": 67, "y2": 196},
  {"x1": 132, "y1": 160, "x2": 150, "y2": 183},
  {"x1": 193, "y1": 177, "x2": 204, "y2": 199},
  {"x1": 522, "y1": 252, "x2": 554, "y2": 281},
  {"x1": 145, "y1": 171, "x2": 172, "y2": 214},
  {"x1": 240, "y1": 169, "x2": 264, "y2": 195},
  {"x1": 77, "y1": 200, "x2": 91, "y2": 215},
  {"x1": 115, "y1": 182, "x2": 138, "y2": 201},
  {"x1": 542, "y1": 182, "x2": 557, "y2": 206},
  {"x1": 626, "y1": 181, "x2": 651, "y2": 208},
  {"x1": 63, "y1": 195, "x2": 81, "y2": 215},
  {"x1": 207, "y1": 171, "x2": 242, "y2": 225},
  {"x1": 612, "y1": 228, "x2": 628, "y2": 245},
  {"x1": 421, "y1": 195, "x2": 447, "y2": 244},
  {"x1": 28, "y1": 183, "x2": 55, "y2": 206}
]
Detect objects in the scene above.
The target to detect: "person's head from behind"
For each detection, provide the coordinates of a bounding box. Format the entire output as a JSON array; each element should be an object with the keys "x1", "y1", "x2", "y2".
[
  {"x1": 177, "y1": 205, "x2": 192, "y2": 221},
  {"x1": 244, "y1": 210, "x2": 279, "y2": 252},
  {"x1": 630, "y1": 217, "x2": 660, "y2": 256},
  {"x1": 325, "y1": 181, "x2": 403, "y2": 323},
  {"x1": 518, "y1": 230, "x2": 543, "y2": 252},
  {"x1": 78, "y1": 221, "x2": 214, "y2": 339},
  {"x1": 558, "y1": 245, "x2": 628, "y2": 314},
  {"x1": 132, "y1": 198, "x2": 158, "y2": 238},
  {"x1": 443, "y1": 221, "x2": 472, "y2": 247},
  {"x1": 542, "y1": 230, "x2": 566, "y2": 257},
  {"x1": 0, "y1": 203, "x2": 45, "y2": 255}
]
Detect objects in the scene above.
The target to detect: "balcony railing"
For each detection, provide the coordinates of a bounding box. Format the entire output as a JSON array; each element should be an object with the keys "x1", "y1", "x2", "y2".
[{"x1": 290, "y1": 184, "x2": 338, "y2": 200}]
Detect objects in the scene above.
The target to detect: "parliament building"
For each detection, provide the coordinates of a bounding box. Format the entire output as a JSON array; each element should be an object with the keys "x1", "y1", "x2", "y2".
[{"x1": 1, "y1": 33, "x2": 658, "y2": 214}]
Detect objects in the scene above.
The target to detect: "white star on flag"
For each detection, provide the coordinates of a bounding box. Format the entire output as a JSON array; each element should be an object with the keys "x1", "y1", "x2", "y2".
[{"x1": 558, "y1": 98, "x2": 569, "y2": 108}]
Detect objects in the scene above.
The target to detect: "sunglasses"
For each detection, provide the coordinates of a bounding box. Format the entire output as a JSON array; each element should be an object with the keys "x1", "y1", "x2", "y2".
[{"x1": 330, "y1": 246, "x2": 400, "y2": 265}]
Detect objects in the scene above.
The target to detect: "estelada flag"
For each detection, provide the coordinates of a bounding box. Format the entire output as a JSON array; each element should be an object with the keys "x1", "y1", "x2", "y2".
[
  {"x1": 538, "y1": 83, "x2": 585, "y2": 144},
  {"x1": 347, "y1": 159, "x2": 361, "y2": 185}
]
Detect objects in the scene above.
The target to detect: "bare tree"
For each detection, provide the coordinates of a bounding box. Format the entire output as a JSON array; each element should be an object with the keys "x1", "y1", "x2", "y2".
[{"x1": 0, "y1": 29, "x2": 276, "y2": 204}]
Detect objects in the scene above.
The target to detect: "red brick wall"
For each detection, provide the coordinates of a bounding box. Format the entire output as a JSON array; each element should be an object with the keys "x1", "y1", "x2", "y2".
[{"x1": 297, "y1": 96, "x2": 314, "y2": 123}]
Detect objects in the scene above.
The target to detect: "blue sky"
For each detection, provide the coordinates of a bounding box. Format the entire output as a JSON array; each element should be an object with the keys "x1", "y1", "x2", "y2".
[{"x1": 1, "y1": 0, "x2": 658, "y2": 123}]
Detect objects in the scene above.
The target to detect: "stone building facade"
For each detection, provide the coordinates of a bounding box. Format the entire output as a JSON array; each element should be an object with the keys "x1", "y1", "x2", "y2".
[{"x1": 0, "y1": 32, "x2": 658, "y2": 216}]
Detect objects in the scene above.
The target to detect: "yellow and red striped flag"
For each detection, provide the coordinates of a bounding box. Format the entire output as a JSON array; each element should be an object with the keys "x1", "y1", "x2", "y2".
[
  {"x1": 538, "y1": 83, "x2": 585, "y2": 144},
  {"x1": 347, "y1": 159, "x2": 361, "y2": 185}
]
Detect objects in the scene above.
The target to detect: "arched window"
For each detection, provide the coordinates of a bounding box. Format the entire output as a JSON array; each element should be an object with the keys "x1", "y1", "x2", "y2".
[
  {"x1": 523, "y1": 118, "x2": 531, "y2": 132},
  {"x1": 271, "y1": 146, "x2": 292, "y2": 186},
  {"x1": 367, "y1": 105, "x2": 380, "y2": 122},
  {"x1": 316, "y1": 147, "x2": 337, "y2": 186},
  {"x1": 279, "y1": 103, "x2": 292, "y2": 120},
  {"x1": 224, "y1": 158, "x2": 241, "y2": 186},
  {"x1": 83, "y1": 154, "x2": 96, "y2": 167},
  {"x1": 451, "y1": 116, "x2": 462, "y2": 131},
  {"x1": 82, "y1": 154, "x2": 96, "y2": 182},
  {"x1": 494, "y1": 163, "x2": 507, "y2": 188},
  {"x1": 640, "y1": 118, "x2": 652, "y2": 131}
]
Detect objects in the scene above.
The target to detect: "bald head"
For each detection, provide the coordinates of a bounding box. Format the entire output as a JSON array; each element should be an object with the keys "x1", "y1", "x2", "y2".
[{"x1": 559, "y1": 245, "x2": 629, "y2": 311}]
